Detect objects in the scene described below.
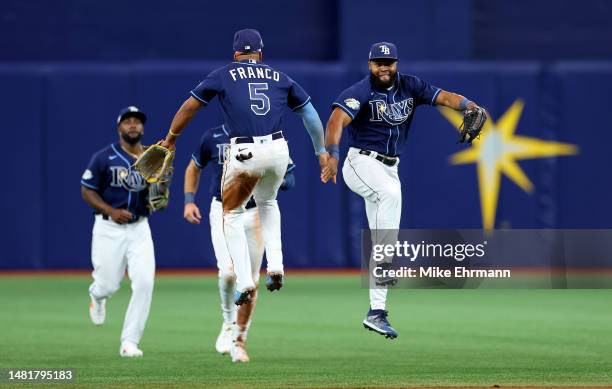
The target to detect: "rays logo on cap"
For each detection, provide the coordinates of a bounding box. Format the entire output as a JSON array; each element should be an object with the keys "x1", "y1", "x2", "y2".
[{"x1": 369, "y1": 41, "x2": 398, "y2": 60}]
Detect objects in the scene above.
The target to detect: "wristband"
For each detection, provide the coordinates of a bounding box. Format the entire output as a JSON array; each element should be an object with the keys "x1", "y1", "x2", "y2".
[
  {"x1": 169, "y1": 130, "x2": 181, "y2": 138},
  {"x1": 184, "y1": 192, "x2": 195, "y2": 205},
  {"x1": 326, "y1": 144, "x2": 340, "y2": 160},
  {"x1": 459, "y1": 98, "x2": 472, "y2": 111}
]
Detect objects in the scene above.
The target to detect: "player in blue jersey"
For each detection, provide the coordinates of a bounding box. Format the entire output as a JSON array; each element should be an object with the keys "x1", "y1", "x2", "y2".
[
  {"x1": 322, "y1": 42, "x2": 485, "y2": 339},
  {"x1": 160, "y1": 29, "x2": 327, "y2": 308},
  {"x1": 81, "y1": 106, "x2": 169, "y2": 357},
  {"x1": 182, "y1": 124, "x2": 295, "y2": 363}
]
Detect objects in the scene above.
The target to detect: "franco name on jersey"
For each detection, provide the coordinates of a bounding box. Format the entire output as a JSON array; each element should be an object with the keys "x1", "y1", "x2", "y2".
[{"x1": 229, "y1": 66, "x2": 280, "y2": 82}]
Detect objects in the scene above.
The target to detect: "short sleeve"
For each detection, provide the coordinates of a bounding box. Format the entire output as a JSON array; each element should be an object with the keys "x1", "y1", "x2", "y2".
[
  {"x1": 191, "y1": 132, "x2": 213, "y2": 169},
  {"x1": 409, "y1": 76, "x2": 441, "y2": 106},
  {"x1": 331, "y1": 84, "x2": 367, "y2": 120},
  {"x1": 190, "y1": 70, "x2": 222, "y2": 105},
  {"x1": 81, "y1": 153, "x2": 104, "y2": 190},
  {"x1": 287, "y1": 77, "x2": 311, "y2": 111}
]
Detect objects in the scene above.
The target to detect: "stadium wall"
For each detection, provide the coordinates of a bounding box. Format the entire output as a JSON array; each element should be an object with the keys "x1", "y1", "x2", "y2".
[{"x1": 1, "y1": 61, "x2": 611, "y2": 269}]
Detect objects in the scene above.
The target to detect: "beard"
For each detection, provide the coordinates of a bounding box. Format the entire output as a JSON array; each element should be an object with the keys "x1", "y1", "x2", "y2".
[
  {"x1": 121, "y1": 131, "x2": 143, "y2": 145},
  {"x1": 370, "y1": 71, "x2": 397, "y2": 89}
]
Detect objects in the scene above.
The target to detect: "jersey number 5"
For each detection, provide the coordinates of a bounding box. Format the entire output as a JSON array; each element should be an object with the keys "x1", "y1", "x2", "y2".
[{"x1": 248, "y1": 83, "x2": 270, "y2": 116}]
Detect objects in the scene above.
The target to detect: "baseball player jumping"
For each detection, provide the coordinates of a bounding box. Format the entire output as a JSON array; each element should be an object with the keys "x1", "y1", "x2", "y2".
[
  {"x1": 81, "y1": 106, "x2": 170, "y2": 357},
  {"x1": 183, "y1": 124, "x2": 295, "y2": 362},
  {"x1": 160, "y1": 29, "x2": 327, "y2": 312},
  {"x1": 321, "y1": 42, "x2": 485, "y2": 339}
]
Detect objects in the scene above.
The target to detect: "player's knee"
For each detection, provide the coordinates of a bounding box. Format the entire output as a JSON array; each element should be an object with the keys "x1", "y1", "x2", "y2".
[
  {"x1": 253, "y1": 198, "x2": 277, "y2": 208},
  {"x1": 222, "y1": 209, "x2": 244, "y2": 221},
  {"x1": 380, "y1": 187, "x2": 401, "y2": 205},
  {"x1": 132, "y1": 278, "x2": 154, "y2": 296},
  {"x1": 218, "y1": 270, "x2": 236, "y2": 282},
  {"x1": 94, "y1": 282, "x2": 120, "y2": 298}
]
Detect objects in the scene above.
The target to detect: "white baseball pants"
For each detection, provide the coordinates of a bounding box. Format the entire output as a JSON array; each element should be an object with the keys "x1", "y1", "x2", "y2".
[
  {"x1": 221, "y1": 133, "x2": 289, "y2": 292},
  {"x1": 88, "y1": 215, "x2": 155, "y2": 345},
  {"x1": 210, "y1": 197, "x2": 264, "y2": 324},
  {"x1": 209, "y1": 197, "x2": 265, "y2": 281},
  {"x1": 342, "y1": 147, "x2": 401, "y2": 310}
]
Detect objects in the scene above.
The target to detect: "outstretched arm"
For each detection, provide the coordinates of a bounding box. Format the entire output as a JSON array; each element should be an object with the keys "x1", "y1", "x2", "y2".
[
  {"x1": 294, "y1": 102, "x2": 325, "y2": 155},
  {"x1": 436, "y1": 90, "x2": 487, "y2": 143},
  {"x1": 161, "y1": 97, "x2": 204, "y2": 148},
  {"x1": 322, "y1": 107, "x2": 352, "y2": 184},
  {"x1": 435, "y1": 90, "x2": 479, "y2": 111},
  {"x1": 294, "y1": 102, "x2": 331, "y2": 181}
]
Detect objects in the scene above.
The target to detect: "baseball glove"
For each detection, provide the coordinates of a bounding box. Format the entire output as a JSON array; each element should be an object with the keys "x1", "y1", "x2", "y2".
[
  {"x1": 458, "y1": 106, "x2": 487, "y2": 143},
  {"x1": 147, "y1": 166, "x2": 173, "y2": 212},
  {"x1": 133, "y1": 143, "x2": 175, "y2": 183}
]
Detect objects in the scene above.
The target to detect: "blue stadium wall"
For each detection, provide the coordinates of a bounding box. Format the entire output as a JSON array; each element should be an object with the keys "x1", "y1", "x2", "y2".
[
  {"x1": 3, "y1": 0, "x2": 612, "y2": 62},
  {"x1": 2, "y1": 0, "x2": 612, "y2": 269},
  {"x1": 2, "y1": 61, "x2": 611, "y2": 269}
]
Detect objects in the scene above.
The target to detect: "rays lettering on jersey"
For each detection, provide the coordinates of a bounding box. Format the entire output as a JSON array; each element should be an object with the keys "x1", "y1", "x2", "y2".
[
  {"x1": 110, "y1": 166, "x2": 148, "y2": 191},
  {"x1": 229, "y1": 67, "x2": 280, "y2": 82},
  {"x1": 369, "y1": 98, "x2": 414, "y2": 125}
]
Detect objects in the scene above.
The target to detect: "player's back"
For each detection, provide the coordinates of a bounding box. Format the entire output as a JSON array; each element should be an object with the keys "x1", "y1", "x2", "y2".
[{"x1": 191, "y1": 59, "x2": 311, "y2": 138}]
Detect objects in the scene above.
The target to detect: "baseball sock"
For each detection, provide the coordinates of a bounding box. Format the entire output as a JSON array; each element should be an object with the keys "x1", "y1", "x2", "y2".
[
  {"x1": 219, "y1": 276, "x2": 237, "y2": 324},
  {"x1": 234, "y1": 289, "x2": 257, "y2": 345},
  {"x1": 369, "y1": 288, "x2": 388, "y2": 311}
]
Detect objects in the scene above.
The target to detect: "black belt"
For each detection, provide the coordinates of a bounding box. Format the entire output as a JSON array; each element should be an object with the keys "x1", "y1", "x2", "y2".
[
  {"x1": 100, "y1": 214, "x2": 144, "y2": 224},
  {"x1": 234, "y1": 131, "x2": 284, "y2": 144},
  {"x1": 216, "y1": 196, "x2": 257, "y2": 210},
  {"x1": 359, "y1": 150, "x2": 398, "y2": 167}
]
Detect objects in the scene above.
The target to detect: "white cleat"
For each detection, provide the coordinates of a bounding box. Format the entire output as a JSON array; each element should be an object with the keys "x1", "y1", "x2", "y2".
[
  {"x1": 230, "y1": 343, "x2": 250, "y2": 363},
  {"x1": 120, "y1": 342, "x2": 143, "y2": 358},
  {"x1": 89, "y1": 295, "x2": 106, "y2": 326},
  {"x1": 215, "y1": 322, "x2": 234, "y2": 354}
]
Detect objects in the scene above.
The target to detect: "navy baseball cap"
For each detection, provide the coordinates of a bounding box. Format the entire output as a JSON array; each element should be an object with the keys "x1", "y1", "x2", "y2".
[
  {"x1": 369, "y1": 42, "x2": 398, "y2": 61},
  {"x1": 117, "y1": 106, "x2": 146, "y2": 125},
  {"x1": 233, "y1": 28, "x2": 264, "y2": 53}
]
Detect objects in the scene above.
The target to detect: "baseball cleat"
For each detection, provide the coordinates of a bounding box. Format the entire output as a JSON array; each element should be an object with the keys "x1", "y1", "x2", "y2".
[
  {"x1": 89, "y1": 294, "x2": 106, "y2": 326},
  {"x1": 215, "y1": 322, "x2": 234, "y2": 354},
  {"x1": 233, "y1": 289, "x2": 254, "y2": 306},
  {"x1": 230, "y1": 343, "x2": 250, "y2": 363},
  {"x1": 362, "y1": 309, "x2": 398, "y2": 339},
  {"x1": 265, "y1": 272, "x2": 284, "y2": 292},
  {"x1": 120, "y1": 342, "x2": 143, "y2": 357}
]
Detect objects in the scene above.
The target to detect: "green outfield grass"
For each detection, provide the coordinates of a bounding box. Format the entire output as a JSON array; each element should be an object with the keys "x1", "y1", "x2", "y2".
[{"x1": 0, "y1": 274, "x2": 611, "y2": 388}]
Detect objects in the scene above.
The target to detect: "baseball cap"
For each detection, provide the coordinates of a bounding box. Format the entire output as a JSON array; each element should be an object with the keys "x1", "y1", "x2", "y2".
[
  {"x1": 369, "y1": 42, "x2": 398, "y2": 61},
  {"x1": 117, "y1": 106, "x2": 146, "y2": 125},
  {"x1": 233, "y1": 28, "x2": 264, "y2": 53}
]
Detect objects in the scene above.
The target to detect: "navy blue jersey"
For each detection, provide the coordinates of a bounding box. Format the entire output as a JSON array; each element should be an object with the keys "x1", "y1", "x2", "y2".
[
  {"x1": 192, "y1": 125, "x2": 295, "y2": 201},
  {"x1": 191, "y1": 125, "x2": 230, "y2": 200},
  {"x1": 191, "y1": 59, "x2": 311, "y2": 137},
  {"x1": 332, "y1": 73, "x2": 440, "y2": 157},
  {"x1": 81, "y1": 143, "x2": 150, "y2": 217}
]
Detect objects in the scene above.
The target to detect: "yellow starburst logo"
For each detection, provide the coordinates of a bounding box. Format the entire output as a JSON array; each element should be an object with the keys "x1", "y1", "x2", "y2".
[{"x1": 439, "y1": 99, "x2": 579, "y2": 231}]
